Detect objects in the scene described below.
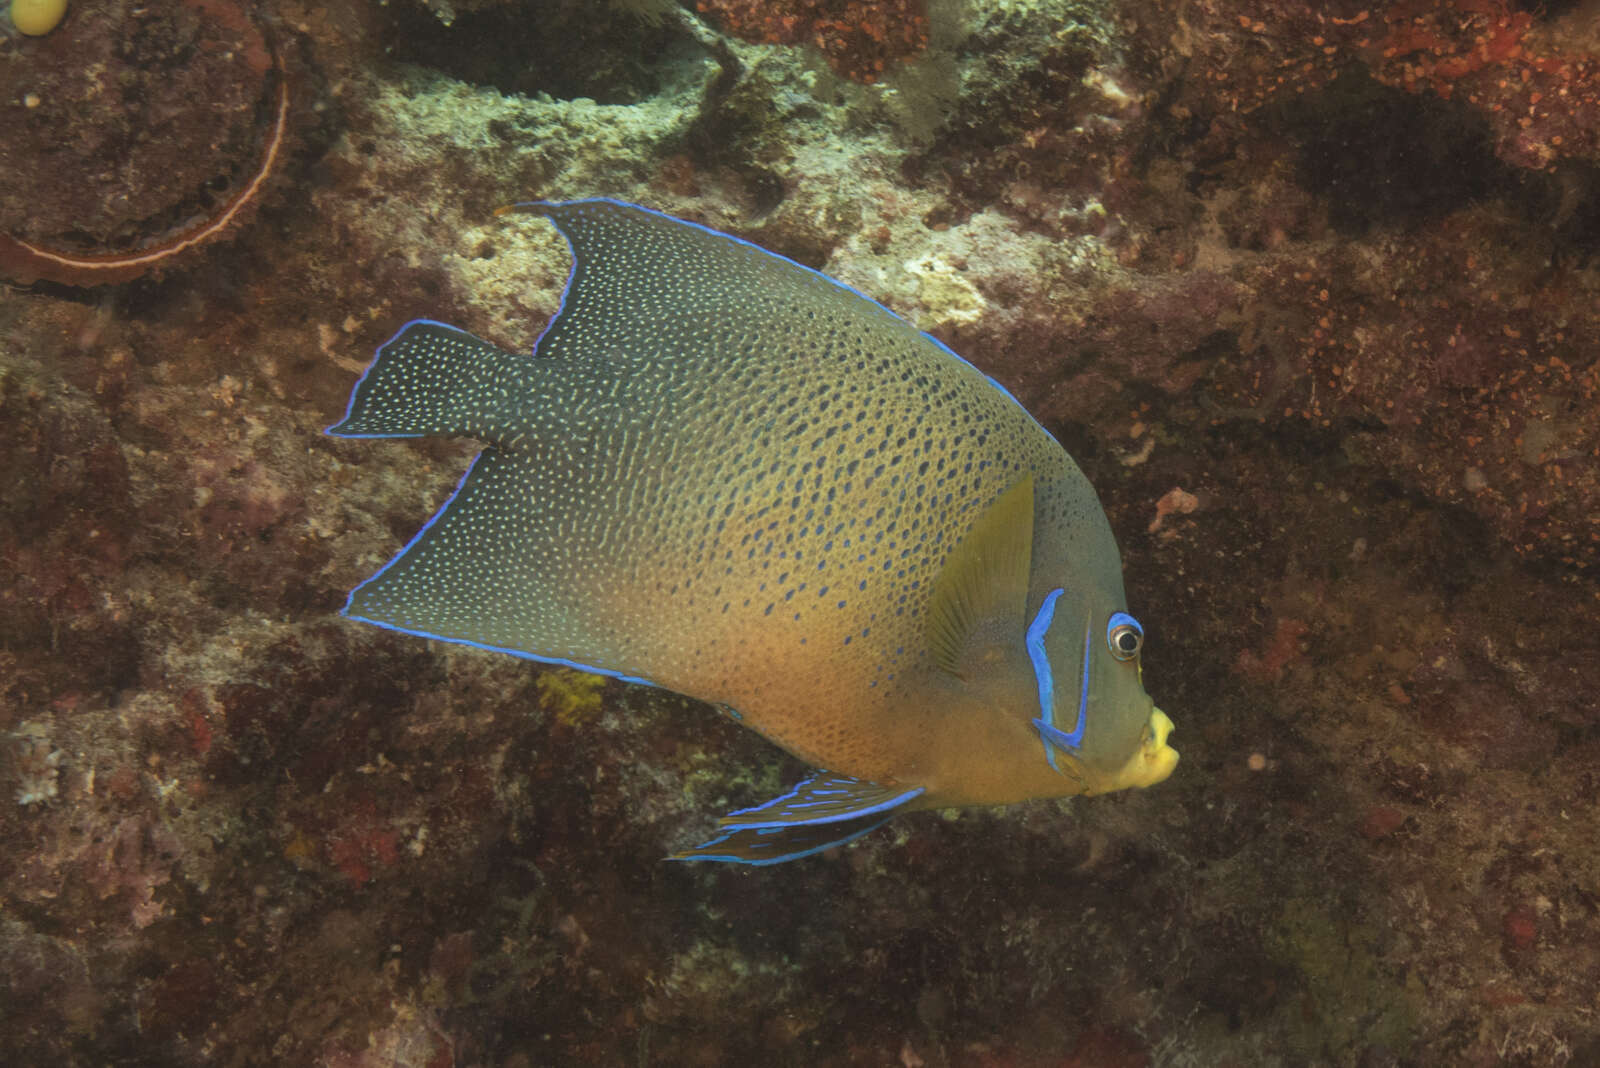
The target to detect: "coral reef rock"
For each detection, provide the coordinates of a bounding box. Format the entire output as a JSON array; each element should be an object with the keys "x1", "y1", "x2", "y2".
[{"x1": 2, "y1": 0, "x2": 1597, "y2": 1064}]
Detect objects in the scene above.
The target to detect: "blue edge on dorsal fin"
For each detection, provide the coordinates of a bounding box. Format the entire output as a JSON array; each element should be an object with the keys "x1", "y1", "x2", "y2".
[{"x1": 670, "y1": 773, "x2": 925, "y2": 866}]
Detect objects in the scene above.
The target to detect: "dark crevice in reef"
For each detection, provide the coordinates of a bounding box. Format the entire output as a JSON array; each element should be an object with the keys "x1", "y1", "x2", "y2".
[
  {"x1": 1259, "y1": 65, "x2": 1600, "y2": 259},
  {"x1": 1260, "y1": 65, "x2": 1519, "y2": 235},
  {"x1": 1254, "y1": 63, "x2": 1600, "y2": 260},
  {"x1": 380, "y1": 0, "x2": 690, "y2": 104},
  {"x1": 1511, "y1": 0, "x2": 1584, "y2": 14},
  {"x1": 1545, "y1": 160, "x2": 1600, "y2": 265}
]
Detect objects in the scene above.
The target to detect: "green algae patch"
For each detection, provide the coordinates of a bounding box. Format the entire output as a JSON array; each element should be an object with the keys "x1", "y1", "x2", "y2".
[
  {"x1": 1267, "y1": 896, "x2": 1421, "y2": 1060},
  {"x1": 535, "y1": 668, "x2": 607, "y2": 727}
]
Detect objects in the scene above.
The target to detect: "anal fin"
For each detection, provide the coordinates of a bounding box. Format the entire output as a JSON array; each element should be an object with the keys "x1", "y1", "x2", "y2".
[{"x1": 670, "y1": 773, "x2": 924, "y2": 865}]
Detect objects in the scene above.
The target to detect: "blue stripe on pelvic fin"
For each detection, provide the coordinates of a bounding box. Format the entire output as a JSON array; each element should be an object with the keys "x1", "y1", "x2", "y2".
[
  {"x1": 506, "y1": 198, "x2": 1045, "y2": 426},
  {"x1": 668, "y1": 815, "x2": 896, "y2": 866},
  {"x1": 716, "y1": 772, "x2": 924, "y2": 829},
  {"x1": 1026, "y1": 588, "x2": 1066, "y2": 770}
]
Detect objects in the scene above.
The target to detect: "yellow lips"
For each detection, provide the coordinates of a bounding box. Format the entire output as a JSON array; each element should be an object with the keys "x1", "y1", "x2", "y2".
[{"x1": 1106, "y1": 707, "x2": 1179, "y2": 791}]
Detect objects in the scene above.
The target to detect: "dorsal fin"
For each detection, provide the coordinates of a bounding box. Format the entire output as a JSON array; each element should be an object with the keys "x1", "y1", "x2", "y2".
[{"x1": 926, "y1": 475, "x2": 1035, "y2": 677}]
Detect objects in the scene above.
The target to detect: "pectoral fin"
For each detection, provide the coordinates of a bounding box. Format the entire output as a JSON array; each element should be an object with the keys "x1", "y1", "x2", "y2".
[
  {"x1": 670, "y1": 773, "x2": 924, "y2": 865},
  {"x1": 926, "y1": 476, "x2": 1034, "y2": 678}
]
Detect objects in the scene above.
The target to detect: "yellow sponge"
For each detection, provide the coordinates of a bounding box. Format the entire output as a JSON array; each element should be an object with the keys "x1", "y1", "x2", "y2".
[{"x1": 9, "y1": 0, "x2": 68, "y2": 36}]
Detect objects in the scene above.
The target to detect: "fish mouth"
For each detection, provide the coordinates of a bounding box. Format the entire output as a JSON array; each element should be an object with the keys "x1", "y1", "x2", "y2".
[{"x1": 1105, "y1": 707, "x2": 1179, "y2": 791}]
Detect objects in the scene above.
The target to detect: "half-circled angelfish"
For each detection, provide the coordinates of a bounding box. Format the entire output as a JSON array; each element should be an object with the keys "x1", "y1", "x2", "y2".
[{"x1": 328, "y1": 198, "x2": 1178, "y2": 865}]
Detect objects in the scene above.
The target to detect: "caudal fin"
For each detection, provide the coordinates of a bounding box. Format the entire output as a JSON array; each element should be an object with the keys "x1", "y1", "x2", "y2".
[{"x1": 327, "y1": 320, "x2": 522, "y2": 441}]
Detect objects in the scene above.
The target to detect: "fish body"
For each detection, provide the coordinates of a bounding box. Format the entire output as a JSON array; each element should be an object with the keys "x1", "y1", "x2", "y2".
[{"x1": 330, "y1": 199, "x2": 1177, "y2": 863}]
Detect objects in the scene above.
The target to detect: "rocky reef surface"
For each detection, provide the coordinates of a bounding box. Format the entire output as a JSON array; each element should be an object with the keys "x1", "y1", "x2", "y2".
[{"x1": 1, "y1": 0, "x2": 1597, "y2": 1064}]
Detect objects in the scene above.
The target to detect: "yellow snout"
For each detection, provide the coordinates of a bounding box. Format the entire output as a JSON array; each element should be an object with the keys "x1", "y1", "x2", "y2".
[{"x1": 1106, "y1": 707, "x2": 1178, "y2": 791}]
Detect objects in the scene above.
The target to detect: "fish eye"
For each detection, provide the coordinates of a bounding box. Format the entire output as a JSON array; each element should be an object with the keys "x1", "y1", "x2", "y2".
[{"x1": 1106, "y1": 612, "x2": 1143, "y2": 661}]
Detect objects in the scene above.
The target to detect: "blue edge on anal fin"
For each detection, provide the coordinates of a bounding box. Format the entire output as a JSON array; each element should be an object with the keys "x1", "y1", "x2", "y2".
[{"x1": 670, "y1": 773, "x2": 925, "y2": 866}]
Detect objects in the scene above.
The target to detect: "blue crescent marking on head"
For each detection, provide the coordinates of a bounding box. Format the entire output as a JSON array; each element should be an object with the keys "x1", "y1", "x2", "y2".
[
  {"x1": 1026, "y1": 588, "x2": 1091, "y2": 771},
  {"x1": 1025, "y1": 590, "x2": 1061, "y2": 758}
]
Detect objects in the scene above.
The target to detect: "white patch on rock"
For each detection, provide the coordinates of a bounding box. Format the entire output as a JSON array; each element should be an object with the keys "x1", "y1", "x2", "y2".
[{"x1": 902, "y1": 253, "x2": 989, "y2": 328}]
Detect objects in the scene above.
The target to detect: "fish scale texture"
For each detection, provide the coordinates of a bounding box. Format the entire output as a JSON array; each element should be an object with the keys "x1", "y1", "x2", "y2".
[{"x1": 335, "y1": 199, "x2": 1117, "y2": 781}]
